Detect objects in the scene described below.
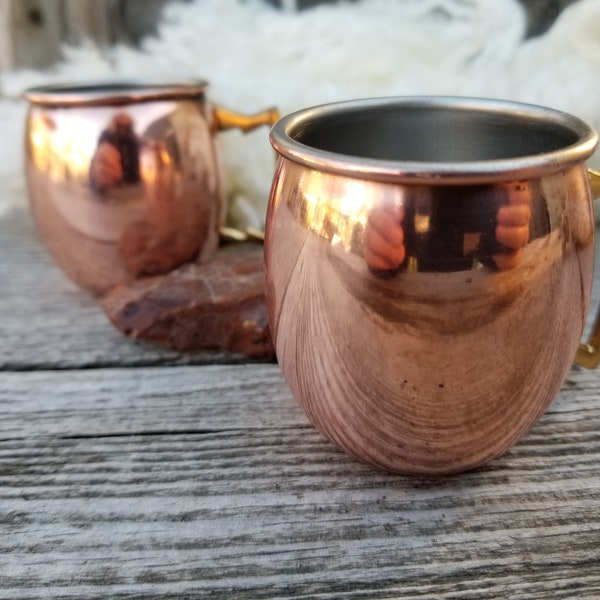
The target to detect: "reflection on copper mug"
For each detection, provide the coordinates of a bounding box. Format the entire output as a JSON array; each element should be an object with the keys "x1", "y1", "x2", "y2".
[
  {"x1": 265, "y1": 96, "x2": 600, "y2": 475},
  {"x1": 24, "y1": 81, "x2": 278, "y2": 294}
]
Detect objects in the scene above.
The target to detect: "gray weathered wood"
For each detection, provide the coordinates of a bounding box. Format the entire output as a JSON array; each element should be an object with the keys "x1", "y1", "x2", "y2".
[
  {"x1": 2, "y1": 204, "x2": 600, "y2": 597},
  {"x1": 0, "y1": 363, "x2": 600, "y2": 598},
  {"x1": 0, "y1": 364, "x2": 301, "y2": 438}
]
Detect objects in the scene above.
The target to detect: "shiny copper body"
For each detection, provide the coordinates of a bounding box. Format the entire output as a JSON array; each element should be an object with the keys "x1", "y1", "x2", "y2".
[
  {"x1": 265, "y1": 97, "x2": 599, "y2": 475},
  {"x1": 25, "y1": 82, "x2": 278, "y2": 294}
]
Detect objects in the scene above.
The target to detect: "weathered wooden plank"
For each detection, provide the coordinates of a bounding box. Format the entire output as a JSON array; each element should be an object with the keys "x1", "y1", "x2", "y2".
[
  {"x1": 3, "y1": 197, "x2": 600, "y2": 597},
  {"x1": 0, "y1": 364, "x2": 301, "y2": 438},
  {"x1": 0, "y1": 359, "x2": 597, "y2": 441},
  {"x1": 0, "y1": 361, "x2": 599, "y2": 597},
  {"x1": 1, "y1": 416, "x2": 600, "y2": 598}
]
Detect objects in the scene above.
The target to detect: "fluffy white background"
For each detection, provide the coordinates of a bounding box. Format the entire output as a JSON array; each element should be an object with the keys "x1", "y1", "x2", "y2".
[{"x1": 2, "y1": 0, "x2": 600, "y2": 225}]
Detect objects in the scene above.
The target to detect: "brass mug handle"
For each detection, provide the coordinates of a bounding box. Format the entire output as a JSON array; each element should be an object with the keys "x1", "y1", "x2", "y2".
[
  {"x1": 212, "y1": 105, "x2": 280, "y2": 244},
  {"x1": 212, "y1": 105, "x2": 280, "y2": 134},
  {"x1": 575, "y1": 169, "x2": 600, "y2": 368}
]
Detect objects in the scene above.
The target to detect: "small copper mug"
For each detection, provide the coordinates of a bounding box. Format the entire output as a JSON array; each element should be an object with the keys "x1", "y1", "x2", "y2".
[
  {"x1": 24, "y1": 81, "x2": 278, "y2": 294},
  {"x1": 265, "y1": 96, "x2": 600, "y2": 475}
]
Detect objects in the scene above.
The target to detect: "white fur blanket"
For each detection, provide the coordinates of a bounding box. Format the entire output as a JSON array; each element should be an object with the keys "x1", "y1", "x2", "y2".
[{"x1": 2, "y1": 0, "x2": 600, "y2": 224}]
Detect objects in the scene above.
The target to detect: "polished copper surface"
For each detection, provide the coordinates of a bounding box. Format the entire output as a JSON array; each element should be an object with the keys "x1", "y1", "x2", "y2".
[
  {"x1": 576, "y1": 170, "x2": 600, "y2": 367},
  {"x1": 265, "y1": 97, "x2": 599, "y2": 475},
  {"x1": 25, "y1": 81, "x2": 277, "y2": 294}
]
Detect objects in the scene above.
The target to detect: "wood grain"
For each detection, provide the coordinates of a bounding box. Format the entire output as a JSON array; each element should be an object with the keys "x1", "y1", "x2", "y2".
[
  {"x1": 0, "y1": 364, "x2": 600, "y2": 598},
  {"x1": 2, "y1": 206, "x2": 600, "y2": 597},
  {"x1": 0, "y1": 364, "x2": 299, "y2": 439}
]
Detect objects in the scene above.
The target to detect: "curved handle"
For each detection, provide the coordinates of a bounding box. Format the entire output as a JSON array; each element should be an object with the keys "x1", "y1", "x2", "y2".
[
  {"x1": 212, "y1": 105, "x2": 280, "y2": 133},
  {"x1": 590, "y1": 169, "x2": 600, "y2": 198},
  {"x1": 213, "y1": 105, "x2": 280, "y2": 244},
  {"x1": 575, "y1": 169, "x2": 600, "y2": 368}
]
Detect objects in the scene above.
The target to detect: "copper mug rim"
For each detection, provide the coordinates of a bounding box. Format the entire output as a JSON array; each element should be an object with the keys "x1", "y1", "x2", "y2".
[
  {"x1": 270, "y1": 96, "x2": 599, "y2": 185},
  {"x1": 265, "y1": 96, "x2": 600, "y2": 473},
  {"x1": 24, "y1": 79, "x2": 279, "y2": 294},
  {"x1": 23, "y1": 79, "x2": 209, "y2": 108},
  {"x1": 270, "y1": 96, "x2": 600, "y2": 369}
]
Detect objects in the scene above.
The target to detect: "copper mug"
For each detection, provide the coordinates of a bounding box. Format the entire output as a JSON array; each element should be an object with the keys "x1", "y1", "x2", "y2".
[
  {"x1": 265, "y1": 96, "x2": 600, "y2": 475},
  {"x1": 24, "y1": 81, "x2": 278, "y2": 294}
]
